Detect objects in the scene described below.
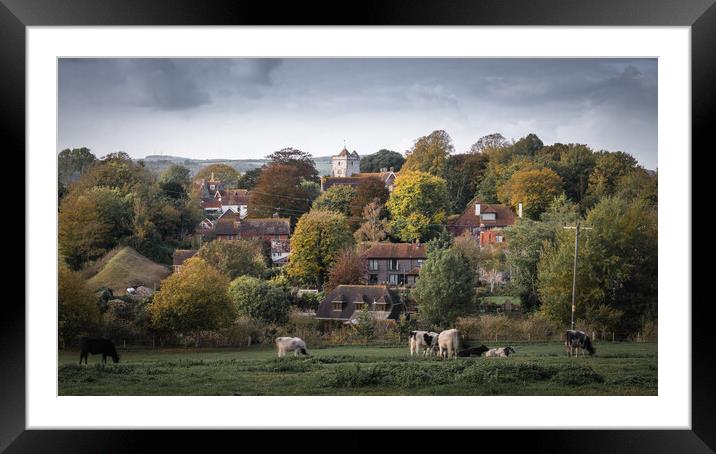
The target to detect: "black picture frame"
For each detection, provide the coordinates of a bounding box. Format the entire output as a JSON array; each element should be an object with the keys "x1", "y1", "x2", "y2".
[{"x1": 4, "y1": 0, "x2": 711, "y2": 451}]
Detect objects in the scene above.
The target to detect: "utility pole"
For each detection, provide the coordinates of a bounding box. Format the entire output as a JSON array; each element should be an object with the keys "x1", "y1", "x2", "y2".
[{"x1": 564, "y1": 221, "x2": 592, "y2": 330}]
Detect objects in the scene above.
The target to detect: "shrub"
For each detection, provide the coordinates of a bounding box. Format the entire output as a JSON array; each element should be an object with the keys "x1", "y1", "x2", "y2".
[
  {"x1": 228, "y1": 275, "x2": 291, "y2": 325},
  {"x1": 552, "y1": 366, "x2": 604, "y2": 385}
]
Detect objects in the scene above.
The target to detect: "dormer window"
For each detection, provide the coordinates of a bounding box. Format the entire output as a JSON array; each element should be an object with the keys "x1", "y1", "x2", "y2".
[
  {"x1": 354, "y1": 302, "x2": 366, "y2": 311},
  {"x1": 332, "y1": 301, "x2": 344, "y2": 311},
  {"x1": 209, "y1": 184, "x2": 215, "y2": 190},
  {"x1": 481, "y1": 212, "x2": 496, "y2": 221}
]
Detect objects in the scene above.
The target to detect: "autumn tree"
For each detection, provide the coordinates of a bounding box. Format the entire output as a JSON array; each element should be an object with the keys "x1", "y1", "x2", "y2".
[
  {"x1": 194, "y1": 164, "x2": 240, "y2": 188},
  {"x1": 386, "y1": 171, "x2": 449, "y2": 242},
  {"x1": 149, "y1": 257, "x2": 233, "y2": 337},
  {"x1": 360, "y1": 149, "x2": 405, "y2": 172},
  {"x1": 325, "y1": 247, "x2": 367, "y2": 291},
  {"x1": 59, "y1": 187, "x2": 134, "y2": 269},
  {"x1": 354, "y1": 200, "x2": 391, "y2": 243},
  {"x1": 228, "y1": 276, "x2": 290, "y2": 325},
  {"x1": 452, "y1": 232, "x2": 481, "y2": 285},
  {"x1": 411, "y1": 247, "x2": 474, "y2": 328},
  {"x1": 445, "y1": 152, "x2": 489, "y2": 214},
  {"x1": 349, "y1": 177, "x2": 389, "y2": 229},
  {"x1": 584, "y1": 151, "x2": 639, "y2": 205},
  {"x1": 71, "y1": 152, "x2": 154, "y2": 195},
  {"x1": 312, "y1": 185, "x2": 356, "y2": 216},
  {"x1": 497, "y1": 167, "x2": 563, "y2": 219},
  {"x1": 58, "y1": 264, "x2": 101, "y2": 347},
  {"x1": 286, "y1": 210, "x2": 353, "y2": 288},
  {"x1": 402, "y1": 130, "x2": 454, "y2": 177},
  {"x1": 248, "y1": 163, "x2": 314, "y2": 225},
  {"x1": 478, "y1": 243, "x2": 507, "y2": 292},
  {"x1": 469, "y1": 133, "x2": 510, "y2": 154},
  {"x1": 197, "y1": 239, "x2": 267, "y2": 279}
]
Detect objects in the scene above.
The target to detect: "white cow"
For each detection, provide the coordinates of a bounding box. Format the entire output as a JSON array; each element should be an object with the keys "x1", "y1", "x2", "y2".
[
  {"x1": 275, "y1": 337, "x2": 309, "y2": 357},
  {"x1": 409, "y1": 331, "x2": 439, "y2": 357},
  {"x1": 485, "y1": 346, "x2": 516, "y2": 357},
  {"x1": 437, "y1": 329, "x2": 461, "y2": 359}
]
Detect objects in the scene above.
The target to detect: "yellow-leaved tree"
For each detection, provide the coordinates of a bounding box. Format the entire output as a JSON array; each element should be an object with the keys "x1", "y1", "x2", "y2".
[{"x1": 497, "y1": 167, "x2": 563, "y2": 219}]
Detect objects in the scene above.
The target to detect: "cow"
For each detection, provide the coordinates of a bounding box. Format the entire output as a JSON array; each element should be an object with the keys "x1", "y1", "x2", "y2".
[
  {"x1": 457, "y1": 344, "x2": 489, "y2": 357},
  {"x1": 409, "y1": 330, "x2": 439, "y2": 357},
  {"x1": 437, "y1": 329, "x2": 461, "y2": 359},
  {"x1": 275, "y1": 337, "x2": 309, "y2": 357},
  {"x1": 79, "y1": 337, "x2": 120, "y2": 365},
  {"x1": 564, "y1": 330, "x2": 596, "y2": 356},
  {"x1": 485, "y1": 346, "x2": 516, "y2": 357}
]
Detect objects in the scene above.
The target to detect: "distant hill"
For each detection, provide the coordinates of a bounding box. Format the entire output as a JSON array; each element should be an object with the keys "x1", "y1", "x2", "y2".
[
  {"x1": 83, "y1": 246, "x2": 171, "y2": 295},
  {"x1": 140, "y1": 155, "x2": 333, "y2": 177}
]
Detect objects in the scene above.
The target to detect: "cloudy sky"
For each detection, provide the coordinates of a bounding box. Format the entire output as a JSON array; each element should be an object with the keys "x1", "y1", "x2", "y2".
[{"x1": 58, "y1": 58, "x2": 657, "y2": 169}]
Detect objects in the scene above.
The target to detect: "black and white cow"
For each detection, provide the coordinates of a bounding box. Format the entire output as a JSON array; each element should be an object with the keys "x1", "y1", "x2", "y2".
[
  {"x1": 275, "y1": 337, "x2": 309, "y2": 357},
  {"x1": 409, "y1": 330, "x2": 439, "y2": 357},
  {"x1": 564, "y1": 330, "x2": 595, "y2": 356},
  {"x1": 485, "y1": 346, "x2": 516, "y2": 357}
]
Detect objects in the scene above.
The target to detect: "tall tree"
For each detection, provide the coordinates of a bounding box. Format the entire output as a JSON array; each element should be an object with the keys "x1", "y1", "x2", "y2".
[
  {"x1": 386, "y1": 171, "x2": 449, "y2": 242},
  {"x1": 412, "y1": 247, "x2": 474, "y2": 328},
  {"x1": 445, "y1": 153, "x2": 489, "y2": 214},
  {"x1": 469, "y1": 133, "x2": 510, "y2": 154},
  {"x1": 360, "y1": 149, "x2": 405, "y2": 172},
  {"x1": 497, "y1": 167, "x2": 563, "y2": 219},
  {"x1": 402, "y1": 130, "x2": 454, "y2": 177},
  {"x1": 286, "y1": 210, "x2": 353, "y2": 288},
  {"x1": 265, "y1": 147, "x2": 319, "y2": 183},
  {"x1": 349, "y1": 177, "x2": 389, "y2": 229},
  {"x1": 228, "y1": 276, "x2": 290, "y2": 325},
  {"x1": 237, "y1": 167, "x2": 263, "y2": 190},
  {"x1": 584, "y1": 151, "x2": 639, "y2": 205},
  {"x1": 248, "y1": 163, "x2": 314, "y2": 225}
]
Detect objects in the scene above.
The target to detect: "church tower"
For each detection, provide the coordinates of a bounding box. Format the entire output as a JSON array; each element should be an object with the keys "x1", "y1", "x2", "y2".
[{"x1": 331, "y1": 147, "x2": 360, "y2": 177}]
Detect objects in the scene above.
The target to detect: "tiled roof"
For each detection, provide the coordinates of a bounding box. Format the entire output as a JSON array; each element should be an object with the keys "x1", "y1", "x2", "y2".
[
  {"x1": 240, "y1": 218, "x2": 290, "y2": 237},
  {"x1": 222, "y1": 189, "x2": 250, "y2": 205},
  {"x1": 315, "y1": 285, "x2": 404, "y2": 321},
  {"x1": 271, "y1": 239, "x2": 290, "y2": 253},
  {"x1": 201, "y1": 198, "x2": 222, "y2": 209},
  {"x1": 172, "y1": 249, "x2": 198, "y2": 266},
  {"x1": 214, "y1": 218, "x2": 239, "y2": 236},
  {"x1": 448, "y1": 197, "x2": 516, "y2": 235},
  {"x1": 334, "y1": 147, "x2": 351, "y2": 158},
  {"x1": 361, "y1": 242, "x2": 427, "y2": 260}
]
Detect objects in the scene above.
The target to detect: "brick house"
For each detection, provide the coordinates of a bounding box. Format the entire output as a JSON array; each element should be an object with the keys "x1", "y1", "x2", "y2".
[
  {"x1": 448, "y1": 197, "x2": 517, "y2": 245},
  {"x1": 360, "y1": 242, "x2": 427, "y2": 287},
  {"x1": 315, "y1": 285, "x2": 405, "y2": 325}
]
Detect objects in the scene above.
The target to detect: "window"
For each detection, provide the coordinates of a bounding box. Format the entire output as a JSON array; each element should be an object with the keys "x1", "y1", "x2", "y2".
[
  {"x1": 332, "y1": 301, "x2": 344, "y2": 311},
  {"x1": 481, "y1": 212, "x2": 496, "y2": 221},
  {"x1": 375, "y1": 303, "x2": 388, "y2": 311},
  {"x1": 354, "y1": 302, "x2": 366, "y2": 311},
  {"x1": 496, "y1": 235, "x2": 504, "y2": 243},
  {"x1": 369, "y1": 274, "x2": 378, "y2": 284},
  {"x1": 368, "y1": 259, "x2": 379, "y2": 271},
  {"x1": 389, "y1": 259, "x2": 399, "y2": 271},
  {"x1": 388, "y1": 274, "x2": 399, "y2": 285}
]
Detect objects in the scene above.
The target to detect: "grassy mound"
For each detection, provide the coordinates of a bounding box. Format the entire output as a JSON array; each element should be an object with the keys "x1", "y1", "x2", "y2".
[{"x1": 85, "y1": 246, "x2": 171, "y2": 294}]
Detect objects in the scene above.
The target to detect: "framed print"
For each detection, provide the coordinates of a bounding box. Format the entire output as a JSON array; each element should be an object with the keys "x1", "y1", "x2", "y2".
[{"x1": 4, "y1": 0, "x2": 713, "y2": 451}]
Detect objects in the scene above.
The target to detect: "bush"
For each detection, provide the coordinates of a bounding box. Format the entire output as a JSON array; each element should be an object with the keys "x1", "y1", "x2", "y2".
[
  {"x1": 228, "y1": 276, "x2": 291, "y2": 325},
  {"x1": 516, "y1": 312, "x2": 561, "y2": 341}
]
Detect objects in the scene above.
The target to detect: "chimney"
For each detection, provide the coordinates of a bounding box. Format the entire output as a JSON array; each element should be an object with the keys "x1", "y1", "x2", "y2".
[
  {"x1": 389, "y1": 166, "x2": 394, "y2": 172},
  {"x1": 518, "y1": 203, "x2": 523, "y2": 218},
  {"x1": 475, "y1": 203, "x2": 481, "y2": 216},
  {"x1": 380, "y1": 167, "x2": 387, "y2": 172}
]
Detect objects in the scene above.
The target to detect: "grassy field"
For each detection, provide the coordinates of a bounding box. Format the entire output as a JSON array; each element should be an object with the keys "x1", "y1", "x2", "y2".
[{"x1": 58, "y1": 341, "x2": 657, "y2": 396}]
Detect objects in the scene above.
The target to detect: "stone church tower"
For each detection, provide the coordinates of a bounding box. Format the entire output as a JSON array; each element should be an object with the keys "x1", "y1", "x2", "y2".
[{"x1": 331, "y1": 147, "x2": 360, "y2": 177}]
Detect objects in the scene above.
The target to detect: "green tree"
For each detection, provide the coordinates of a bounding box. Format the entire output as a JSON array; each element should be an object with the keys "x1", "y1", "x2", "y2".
[
  {"x1": 228, "y1": 275, "x2": 291, "y2": 325},
  {"x1": 265, "y1": 147, "x2": 319, "y2": 183},
  {"x1": 479, "y1": 244, "x2": 507, "y2": 293},
  {"x1": 497, "y1": 167, "x2": 563, "y2": 219},
  {"x1": 197, "y1": 239, "x2": 267, "y2": 279},
  {"x1": 360, "y1": 149, "x2": 405, "y2": 172},
  {"x1": 402, "y1": 130, "x2": 454, "y2": 177},
  {"x1": 58, "y1": 264, "x2": 101, "y2": 347},
  {"x1": 312, "y1": 185, "x2": 357, "y2": 216},
  {"x1": 58, "y1": 147, "x2": 96, "y2": 187},
  {"x1": 386, "y1": 170, "x2": 449, "y2": 242},
  {"x1": 584, "y1": 151, "x2": 639, "y2": 205},
  {"x1": 286, "y1": 210, "x2": 353, "y2": 288},
  {"x1": 412, "y1": 247, "x2": 474, "y2": 328},
  {"x1": 159, "y1": 164, "x2": 191, "y2": 188},
  {"x1": 71, "y1": 152, "x2": 154, "y2": 196},
  {"x1": 237, "y1": 167, "x2": 263, "y2": 190},
  {"x1": 469, "y1": 133, "x2": 511, "y2": 154},
  {"x1": 353, "y1": 306, "x2": 376, "y2": 343},
  {"x1": 150, "y1": 257, "x2": 233, "y2": 337},
  {"x1": 445, "y1": 152, "x2": 489, "y2": 214},
  {"x1": 538, "y1": 196, "x2": 657, "y2": 334}
]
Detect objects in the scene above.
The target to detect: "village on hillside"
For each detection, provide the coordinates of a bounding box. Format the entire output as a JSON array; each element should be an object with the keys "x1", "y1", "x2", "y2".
[{"x1": 58, "y1": 130, "x2": 658, "y2": 351}]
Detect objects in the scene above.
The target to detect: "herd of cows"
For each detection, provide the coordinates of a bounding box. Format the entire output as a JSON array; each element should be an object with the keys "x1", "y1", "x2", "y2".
[{"x1": 76, "y1": 329, "x2": 596, "y2": 365}]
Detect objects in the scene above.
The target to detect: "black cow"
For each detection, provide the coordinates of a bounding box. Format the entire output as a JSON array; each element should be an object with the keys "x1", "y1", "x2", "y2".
[
  {"x1": 564, "y1": 330, "x2": 596, "y2": 356},
  {"x1": 457, "y1": 345, "x2": 489, "y2": 357},
  {"x1": 79, "y1": 337, "x2": 120, "y2": 365}
]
